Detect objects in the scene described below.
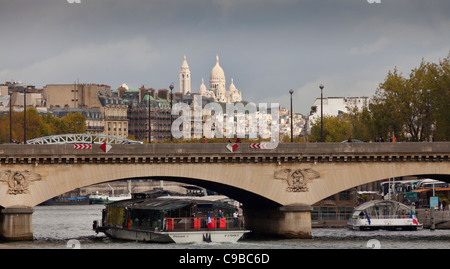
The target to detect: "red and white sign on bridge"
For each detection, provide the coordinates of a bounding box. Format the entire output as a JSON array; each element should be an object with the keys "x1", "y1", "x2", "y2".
[
  {"x1": 73, "y1": 144, "x2": 92, "y2": 150},
  {"x1": 249, "y1": 143, "x2": 269, "y2": 149}
]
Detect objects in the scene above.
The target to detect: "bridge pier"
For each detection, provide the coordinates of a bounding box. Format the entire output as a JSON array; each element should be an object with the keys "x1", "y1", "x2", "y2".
[
  {"x1": 0, "y1": 207, "x2": 34, "y2": 241},
  {"x1": 244, "y1": 204, "x2": 312, "y2": 239}
]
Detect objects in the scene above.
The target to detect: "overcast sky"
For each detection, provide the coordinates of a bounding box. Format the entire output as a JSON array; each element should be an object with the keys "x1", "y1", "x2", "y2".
[{"x1": 0, "y1": 0, "x2": 449, "y2": 114}]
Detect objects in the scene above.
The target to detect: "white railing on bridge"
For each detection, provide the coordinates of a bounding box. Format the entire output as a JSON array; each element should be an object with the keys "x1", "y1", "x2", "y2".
[{"x1": 26, "y1": 134, "x2": 143, "y2": 145}]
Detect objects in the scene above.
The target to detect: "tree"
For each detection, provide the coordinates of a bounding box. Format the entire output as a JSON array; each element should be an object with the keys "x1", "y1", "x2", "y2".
[
  {"x1": 433, "y1": 54, "x2": 450, "y2": 140},
  {"x1": 41, "y1": 112, "x2": 86, "y2": 135},
  {"x1": 60, "y1": 112, "x2": 86, "y2": 134},
  {"x1": 371, "y1": 67, "x2": 412, "y2": 140},
  {"x1": 11, "y1": 108, "x2": 50, "y2": 143},
  {"x1": 346, "y1": 106, "x2": 376, "y2": 142},
  {"x1": 310, "y1": 115, "x2": 351, "y2": 142},
  {"x1": 0, "y1": 112, "x2": 14, "y2": 143},
  {"x1": 0, "y1": 109, "x2": 87, "y2": 144},
  {"x1": 373, "y1": 53, "x2": 450, "y2": 141}
]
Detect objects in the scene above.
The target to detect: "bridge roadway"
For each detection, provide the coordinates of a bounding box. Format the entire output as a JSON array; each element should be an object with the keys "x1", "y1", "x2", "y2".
[{"x1": 0, "y1": 142, "x2": 449, "y2": 240}]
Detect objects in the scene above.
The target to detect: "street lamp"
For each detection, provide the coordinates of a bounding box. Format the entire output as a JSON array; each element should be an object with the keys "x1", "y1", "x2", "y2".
[
  {"x1": 426, "y1": 89, "x2": 431, "y2": 141},
  {"x1": 319, "y1": 84, "x2": 324, "y2": 142},
  {"x1": 147, "y1": 91, "x2": 152, "y2": 143},
  {"x1": 23, "y1": 88, "x2": 27, "y2": 144},
  {"x1": 9, "y1": 89, "x2": 12, "y2": 143},
  {"x1": 169, "y1": 84, "x2": 174, "y2": 143},
  {"x1": 289, "y1": 89, "x2": 294, "y2": 143}
]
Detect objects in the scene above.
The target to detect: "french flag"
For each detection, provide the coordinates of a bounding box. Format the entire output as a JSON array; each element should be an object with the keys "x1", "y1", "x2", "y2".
[
  {"x1": 364, "y1": 211, "x2": 371, "y2": 225},
  {"x1": 410, "y1": 211, "x2": 418, "y2": 225},
  {"x1": 207, "y1": 213, "x2": 213, "y2": 229}
]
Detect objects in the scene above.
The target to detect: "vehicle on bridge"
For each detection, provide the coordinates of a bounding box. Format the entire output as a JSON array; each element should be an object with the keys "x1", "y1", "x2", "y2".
[
  {"x1": 94, "y1": 195, "x2": 250, "y2": 243},
  {"x1": 348, "y1": 200, "x2": 422, "y2": 231}
]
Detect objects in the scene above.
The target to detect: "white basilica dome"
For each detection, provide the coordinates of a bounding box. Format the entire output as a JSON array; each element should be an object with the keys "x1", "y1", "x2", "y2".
[{"x1": 210, "y1": 55, "x2": 225, "y2": 86}]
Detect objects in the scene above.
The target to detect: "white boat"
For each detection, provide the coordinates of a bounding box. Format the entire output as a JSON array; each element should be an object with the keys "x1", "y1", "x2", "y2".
[
  {"x1": 93, "y1": 196, "x2": 250, "y2": 243},
  {"x1": 90, "y1": 182, "x2": 132, "y2": 204},
  {"x1": 348, "y1": 200, "x2": 422, "y2": 231},
  {"x1": 89, "y1": 192, "x2": 132, "y2": 204}
]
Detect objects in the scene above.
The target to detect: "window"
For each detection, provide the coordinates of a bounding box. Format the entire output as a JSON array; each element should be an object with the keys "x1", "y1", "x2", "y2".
[
  {"x1": 338, "y1": 190, "x2": 355, "y2": 201},
  {"x1": 338, "y1": 207, "x2": 353, "y2": 221},
  {"x1": 311, "y1": 207, "x2": 319, "y2": 221},
  {"x1": 320, "y1": 207, "x2": 337, "y2": 221}
]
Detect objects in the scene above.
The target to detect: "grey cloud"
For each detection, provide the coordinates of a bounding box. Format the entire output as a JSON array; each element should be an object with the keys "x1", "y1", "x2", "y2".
[{"x1": 0, "y1": 0, "x2": 449, "y2": 114}]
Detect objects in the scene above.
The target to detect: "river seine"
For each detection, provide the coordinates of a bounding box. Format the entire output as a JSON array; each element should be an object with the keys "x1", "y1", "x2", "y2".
[{"x1": 1, "y1": 204, "x2": 450, "y2": 249}]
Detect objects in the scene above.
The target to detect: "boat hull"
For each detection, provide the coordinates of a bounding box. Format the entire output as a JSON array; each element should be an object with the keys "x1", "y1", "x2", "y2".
[
  {"x1": 103, "y1": 227, "x2": 173, "y2": 243},
  {"x1": 159, "y1": 230, "x2": 251, "y2": 243},
  {"x1": 348, "y1": 218, "x2": 423, "y2": 231},
  {"x1": 102, "y1": 227, "x2": 250, "y2": 243}
]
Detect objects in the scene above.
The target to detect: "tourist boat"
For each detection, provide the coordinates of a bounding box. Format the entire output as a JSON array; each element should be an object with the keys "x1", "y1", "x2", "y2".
[
  {"x1": 89, "y1": 192, "x2": 132, "y2": 204},
  {"x1": 348, "y1": 200, "x2": 422, "y2": 231},
  {"x1": 89, "y1": 182, "x2": 132, "y2": 204},
  {"x1": 40, "y1": 196, "x2": 90, "y2": 206},
  {"x1": 93, "y1": 196, "x2": 250, "y2": 243}
]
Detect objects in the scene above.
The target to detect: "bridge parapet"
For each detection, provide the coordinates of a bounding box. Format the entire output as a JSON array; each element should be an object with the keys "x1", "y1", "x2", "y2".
[{"x1": 0, "y1": 142, "x2": 448, "y2": 165}]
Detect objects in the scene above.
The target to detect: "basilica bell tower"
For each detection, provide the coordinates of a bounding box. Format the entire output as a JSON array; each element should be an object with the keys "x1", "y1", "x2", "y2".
[{"x1": 179, "y1": 55, "x2": 191, "y2": 95}]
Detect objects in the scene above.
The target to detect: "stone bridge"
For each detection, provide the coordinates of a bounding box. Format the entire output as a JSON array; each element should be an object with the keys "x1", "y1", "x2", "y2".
[{"x1": 0, "y1": 142, "x2": 449, "y2": 240}]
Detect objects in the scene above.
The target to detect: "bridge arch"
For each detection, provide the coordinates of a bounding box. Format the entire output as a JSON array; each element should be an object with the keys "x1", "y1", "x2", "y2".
[{"x1": 296, "y1": 161, "x2": 450, "y2": 205}]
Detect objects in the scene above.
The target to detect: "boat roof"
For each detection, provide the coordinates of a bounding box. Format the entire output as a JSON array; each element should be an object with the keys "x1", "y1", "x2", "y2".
[
  {"x1": 354, "y1": 200, "x2": 409, "y2": 211},
  {"x1": 412, "y1": 187, "x2": 450, "y2": 193},
  {"x1": 106, "y1": 196, "x2": 237, "y2": 211}
]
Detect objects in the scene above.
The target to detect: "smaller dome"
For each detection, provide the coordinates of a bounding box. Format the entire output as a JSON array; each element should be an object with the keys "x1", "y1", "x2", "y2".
[
  {"x1": 120, "y1": 83, "x2": 129, "y2": 90},
  {"x1": 199, "y1": 78, "x2": 207, "y2": 94},
  {"x1": 228, "y1": 78, "x2": 237, "y2": 92},
  {"x1": 210, "y1": 55, "x2": 225, "y2": 82}
]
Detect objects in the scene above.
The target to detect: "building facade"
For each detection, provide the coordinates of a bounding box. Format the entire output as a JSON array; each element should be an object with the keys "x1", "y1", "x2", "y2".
[
  {"x1": 44, "y1": 83, "x2": 128, "y2": 139},
  {"x1": 120, "y1": 87, "x2": 172, "y2": 142},
  {"x1": 43, "y1": 83, "x2": 111, "y2": 109},
  {"x1": 307, "y1": 96, "x2": 371, "y2": 134},
  {"x1": 98, "y1": 91, "x2": 128, "y2": 138}
]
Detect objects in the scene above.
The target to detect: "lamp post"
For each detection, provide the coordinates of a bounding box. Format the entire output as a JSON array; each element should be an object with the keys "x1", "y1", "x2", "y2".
[
  {"x1": 426, "y1": 89, "x2": 431, "y2": 141},
  {"x1": 169, "y1": 84, "x2": 174, "y2": 143},
  {"x1": 9, "y1": 89, "x2": 12, "y2": 143},
  {"x1": 23, "y1": 88, "x2": 27, "y2": 144},
  {"x1": 289, "y1": 89, "x2": 294, "y2": 143},
  {"x1": 319, "y1": 84, "x2": 324, "y2": 142},
  {"x1": 147, "y1": 91, "x2": 152, "y2": 143}
]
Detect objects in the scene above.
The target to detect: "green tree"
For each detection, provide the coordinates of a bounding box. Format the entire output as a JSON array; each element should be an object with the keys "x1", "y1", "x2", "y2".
[
  {"x1": 0, "y1": 112, "x2": 14, "y2": 143},
  {"x1": 13, "y1": 108, "x2": 51, "y2": 143},
  {"x1": 346, "y1": 106, "x2": 377, "y2": 142},
  {"x1": 371, "y1": 67, "x2": 411, "y2": 140},
  {"x1": 310, "y1": 115, "x2": 351, "y2": 142},
  {"x1": 41, "y1": 112, "x2": 86, "y2": 134},
  {"x1": 433, "y1": 54, "x2": 450, "y2": 140},
  {"x1": 61, "y1": 112, "x2": 86, "y2": 134},
  {"x1": 0, "y1": 109, "x2": 87, "y2": 144},
  {"x1": 373, "y1": 54, "x2": 450, "y2": 141}
]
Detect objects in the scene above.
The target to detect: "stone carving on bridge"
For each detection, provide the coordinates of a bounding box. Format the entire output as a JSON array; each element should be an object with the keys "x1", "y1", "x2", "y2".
[
  {"x1": 0, "y1": 170, "x2": 42, "y2": 195},
  {"x1": 274, "y1": 168, "x2": 320, "y2": 192}
]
